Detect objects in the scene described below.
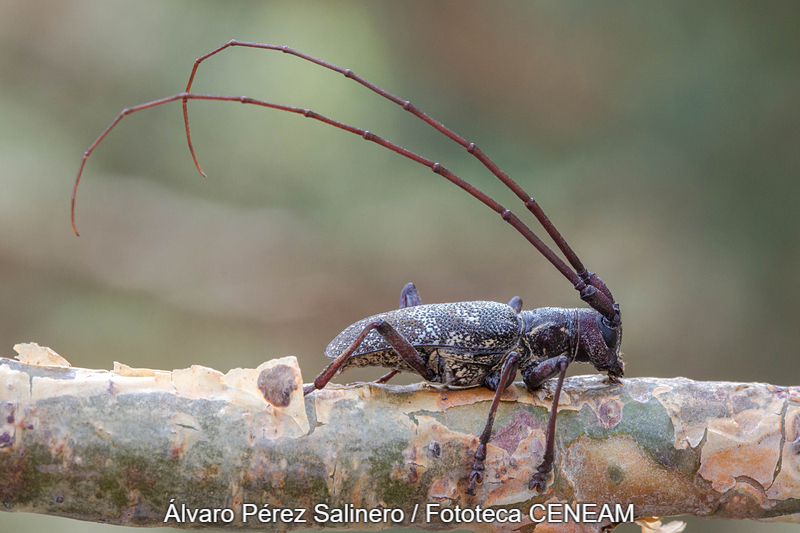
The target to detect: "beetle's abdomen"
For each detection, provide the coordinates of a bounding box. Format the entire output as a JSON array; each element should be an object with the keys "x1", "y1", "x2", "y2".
[{"x1": 325, "y1": 301, "x2": 521, "y2": 376}]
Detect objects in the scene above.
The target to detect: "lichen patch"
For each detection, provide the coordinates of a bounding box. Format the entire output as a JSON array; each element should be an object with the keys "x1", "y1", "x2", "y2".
[{"x1": 563, "y1": 435, "x2": 710, "y2": 517}]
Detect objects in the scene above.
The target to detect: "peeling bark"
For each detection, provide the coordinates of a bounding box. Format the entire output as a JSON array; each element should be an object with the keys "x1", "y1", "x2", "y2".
[{"x1": 0, "y1": 345, "x2": 798, "y2": 532}]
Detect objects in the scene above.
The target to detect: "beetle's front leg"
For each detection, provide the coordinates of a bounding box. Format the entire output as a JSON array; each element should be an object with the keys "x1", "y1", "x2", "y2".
[
  {"x1": 466, "y1": 351, "x2": 519, "y2": 496},
  {"x1": 522, "y1": 355, "x2": 569, "y2": 492},
  {"x1": 304, "y1": 319, "x2": 434, "y2": 395}
]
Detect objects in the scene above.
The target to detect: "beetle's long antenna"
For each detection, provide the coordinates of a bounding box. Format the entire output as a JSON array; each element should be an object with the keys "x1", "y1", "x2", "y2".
[
  {"x1": 72, "y1": 94, "x2": 583, "y2": 285},
  {"x1": 73, "y1": 53, "x2": 619, "y2": 322},
  {"x1": 179, "y1": 41, "x2": 618, "y2": 322},
  {"x1": 186, "y1": 43, "x2": 582, "y2": 265}
]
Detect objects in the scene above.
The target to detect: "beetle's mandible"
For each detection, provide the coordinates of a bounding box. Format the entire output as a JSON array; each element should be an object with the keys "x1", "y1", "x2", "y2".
[{"x1": 71, "y1": 40, "x2": 624, "y2": 496}]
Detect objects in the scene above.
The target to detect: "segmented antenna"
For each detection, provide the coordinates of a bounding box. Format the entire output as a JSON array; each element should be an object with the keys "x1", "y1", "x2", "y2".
[{"x1": 71, "y1": 41, "x2": 619, "y2": 324}]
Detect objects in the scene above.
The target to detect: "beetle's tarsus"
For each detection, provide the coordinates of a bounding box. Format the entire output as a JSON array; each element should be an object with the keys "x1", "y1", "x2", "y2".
[
  {"x1": 529, "y1": 472, "x2": 547, "y2": 493},
  {"x1": 466, "y1": 470, "x2": 481, "y2": 496}
]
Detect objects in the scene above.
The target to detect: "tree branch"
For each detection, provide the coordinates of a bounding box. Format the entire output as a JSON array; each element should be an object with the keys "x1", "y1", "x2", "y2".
[{"x1": 0, "y1": 343, "x2": 798, "y2": 532}]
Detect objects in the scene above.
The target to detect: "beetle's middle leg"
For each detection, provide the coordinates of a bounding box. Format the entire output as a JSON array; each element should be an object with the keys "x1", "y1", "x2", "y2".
[
  {"x1": 466, "y1": 351, "x2": 519, "y2": 496},
  {"x1": 375, "y1": 282, "x2": 424, "y2": 384},
  {"x1": 523, "y1": 355, "x2": 570, "y2": 492},
  {"x1": 304, "y1": 319, "x2": 434, "y2": 395}
]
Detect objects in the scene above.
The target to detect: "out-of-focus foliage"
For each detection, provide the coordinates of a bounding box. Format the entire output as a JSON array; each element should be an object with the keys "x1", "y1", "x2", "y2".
[{"x1": 0, "y1": 1, "x2": 798, "y2": 532}]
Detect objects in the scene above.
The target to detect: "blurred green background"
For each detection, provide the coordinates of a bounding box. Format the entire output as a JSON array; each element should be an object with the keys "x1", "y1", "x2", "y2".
[{"x1": 1, "y1": 1, "x2": 799, "y2": 532}]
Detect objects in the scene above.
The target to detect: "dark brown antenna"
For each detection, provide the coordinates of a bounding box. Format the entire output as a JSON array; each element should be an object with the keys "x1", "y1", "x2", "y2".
[{"x1": 71, "y1": 41, "x2": 619, "y2": 324}]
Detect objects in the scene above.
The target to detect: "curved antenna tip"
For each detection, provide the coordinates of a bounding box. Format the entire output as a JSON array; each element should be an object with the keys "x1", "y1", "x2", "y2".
[
  {"x1": 183, "y1": 97, "x2": 207, "y2": 178},
  {"x1": 188, "y1": 135, "x2": 206, "y2": 177},
  {"x1": 71, "y1": 189, "x2": 81, "y2": 237}
]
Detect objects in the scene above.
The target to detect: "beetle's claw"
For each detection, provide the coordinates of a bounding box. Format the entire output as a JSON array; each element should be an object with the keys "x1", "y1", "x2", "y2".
[
  {"x1": 466, "y1": 471, "x2": 482, "y2": 496},
  {"x1": 528, "y1": 472, "x2": 547, "y2": 493}
]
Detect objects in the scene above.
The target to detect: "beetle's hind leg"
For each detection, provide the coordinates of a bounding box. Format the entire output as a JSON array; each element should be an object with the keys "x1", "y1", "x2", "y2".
[
  {"x1": 466, "y1": 351, "x2": 519, "y2": 496},
  {"x1": 374, "y1": 282, "x2": 425, "y2": 385},
  {"x1": 304, "y1": 319, "x2": 434, "y2": 395}
]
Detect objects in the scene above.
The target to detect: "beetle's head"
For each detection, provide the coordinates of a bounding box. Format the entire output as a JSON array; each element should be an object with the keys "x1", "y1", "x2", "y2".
[{"x1": 576, "y1": 306, "x2": 623, "y2": 382}]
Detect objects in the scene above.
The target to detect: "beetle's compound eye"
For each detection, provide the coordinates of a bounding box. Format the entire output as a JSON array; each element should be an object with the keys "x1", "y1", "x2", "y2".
[{"x1": 597, "y1": 314, "x2": 618, "y2": 350}]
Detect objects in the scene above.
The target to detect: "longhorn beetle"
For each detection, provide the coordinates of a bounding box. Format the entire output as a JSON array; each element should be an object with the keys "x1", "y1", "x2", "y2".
[{"x1": 71, "y1": 40, "x2": 624, "y2": 495}]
